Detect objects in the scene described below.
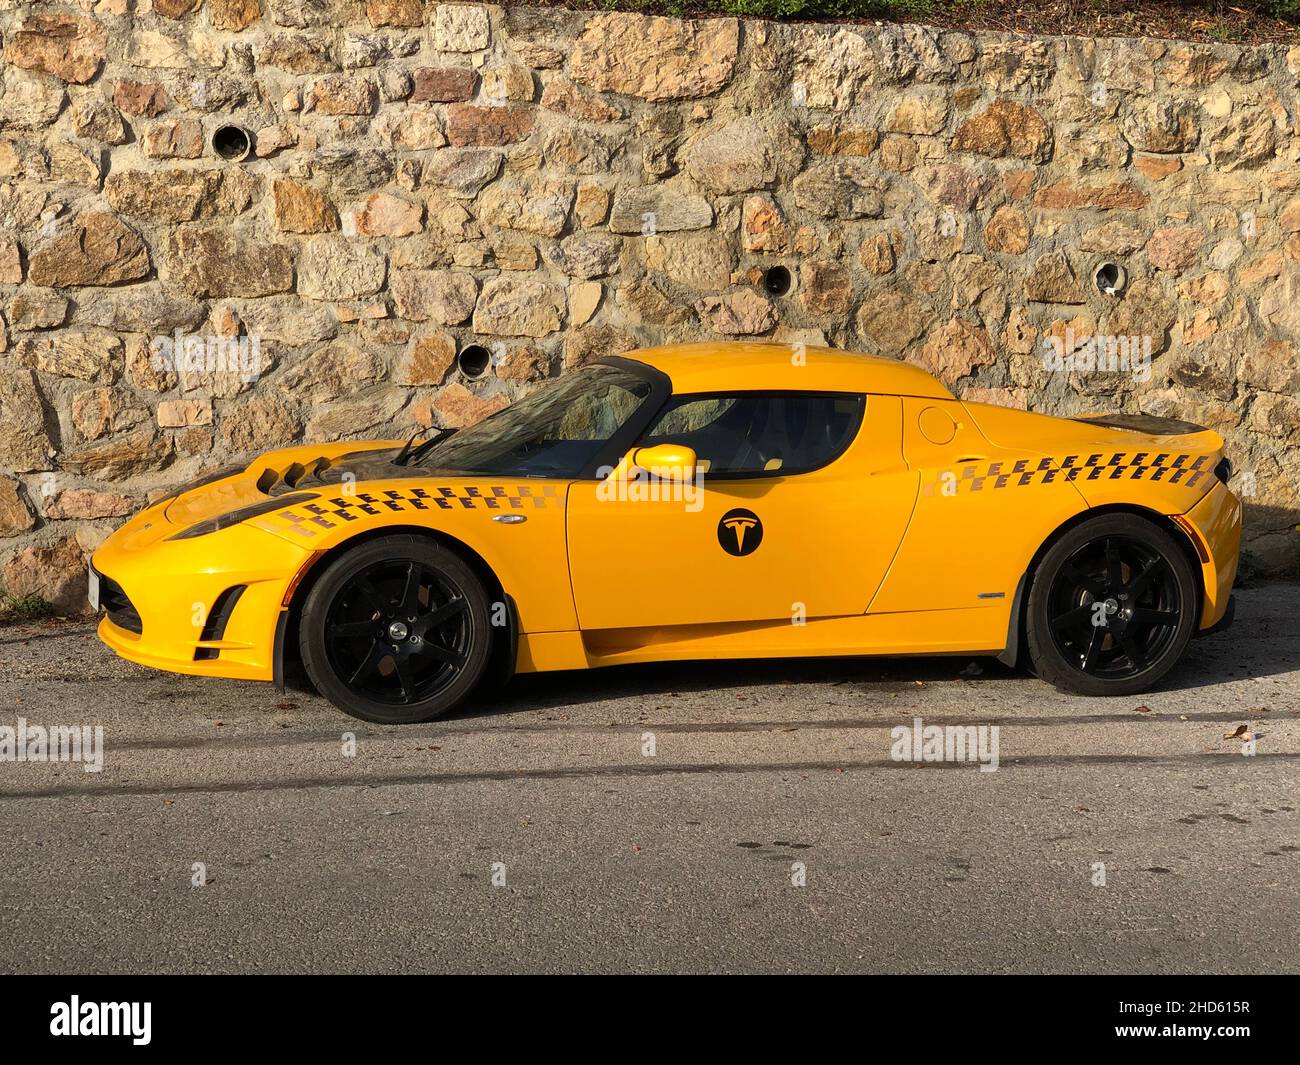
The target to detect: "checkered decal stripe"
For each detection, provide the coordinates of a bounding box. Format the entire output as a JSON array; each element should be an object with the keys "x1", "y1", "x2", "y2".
[
  {"x1": 265, "y1": 484, "x2": 563, "y2": 538},
  {"x1": 940, "y1": 452, "x2": 1211, "y2": 493}
]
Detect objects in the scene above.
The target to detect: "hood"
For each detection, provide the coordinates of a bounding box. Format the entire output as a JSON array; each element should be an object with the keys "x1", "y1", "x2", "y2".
[{"x1": 161, "y1": 440, "x2": 403, "y2": 528}]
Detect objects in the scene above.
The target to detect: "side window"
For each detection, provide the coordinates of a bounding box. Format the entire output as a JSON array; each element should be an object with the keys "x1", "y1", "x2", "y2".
[{"x1": 640, "y1": 393, "x2": 865, "y2": 476}]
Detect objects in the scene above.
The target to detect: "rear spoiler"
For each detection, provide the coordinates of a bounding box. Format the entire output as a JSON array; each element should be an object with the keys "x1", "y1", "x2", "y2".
[{"x1": 1070, "y1": 413, "x2": 1208, "y2": 436}]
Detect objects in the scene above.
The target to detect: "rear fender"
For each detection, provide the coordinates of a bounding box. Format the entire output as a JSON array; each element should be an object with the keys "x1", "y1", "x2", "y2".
[{"x1": 962, "y1": 401, "x2": 1224, "y2": 515}]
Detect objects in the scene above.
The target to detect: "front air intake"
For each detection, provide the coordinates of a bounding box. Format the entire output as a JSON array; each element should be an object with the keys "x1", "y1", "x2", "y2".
[
  {"x1": 193, "y1": 585, "x2": 246, "y2": 660},
  {"x1": 99, "y1": 574, "x2": 142, "y2": 634}
]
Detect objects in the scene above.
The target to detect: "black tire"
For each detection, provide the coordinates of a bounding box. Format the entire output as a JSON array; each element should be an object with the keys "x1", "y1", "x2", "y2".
[
  {"x1": 299, "y1": 534, "x2": 493, "y2": 723},
  {"x1": 1025, "y1": 513, "x2": 1199, "y2": 697}
]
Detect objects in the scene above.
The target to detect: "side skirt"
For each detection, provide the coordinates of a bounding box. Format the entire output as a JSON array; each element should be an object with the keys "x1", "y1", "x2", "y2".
[{"x1": 548, "y1": 606, "x2": 1011, "y2": 672}]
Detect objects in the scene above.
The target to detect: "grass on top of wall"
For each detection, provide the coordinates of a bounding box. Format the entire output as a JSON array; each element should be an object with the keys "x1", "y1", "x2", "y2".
[{"x1": 580, "y1": 0, "x2": 1300, "y2": 42}]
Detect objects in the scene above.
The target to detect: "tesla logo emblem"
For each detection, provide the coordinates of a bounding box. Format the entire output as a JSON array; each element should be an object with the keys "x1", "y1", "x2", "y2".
[{"x1": 718, "y1": 508, "x2": 763, "y2": 556}]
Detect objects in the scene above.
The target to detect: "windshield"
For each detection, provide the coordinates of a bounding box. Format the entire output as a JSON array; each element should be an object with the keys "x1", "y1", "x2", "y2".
[{"x1": 413, "y1": 363, "x2": 656, "y2": 477}]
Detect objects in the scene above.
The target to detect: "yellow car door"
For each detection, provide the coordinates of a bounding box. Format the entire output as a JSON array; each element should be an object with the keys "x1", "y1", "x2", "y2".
[{"x1": 566, "y1": 392, "x2": 918, "y2": 632}]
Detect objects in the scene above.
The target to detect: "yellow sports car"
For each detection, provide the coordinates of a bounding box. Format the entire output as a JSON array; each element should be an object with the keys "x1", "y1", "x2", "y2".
[{"x1": 90, "y1": 343, "x2": 1240, "y2": 723}]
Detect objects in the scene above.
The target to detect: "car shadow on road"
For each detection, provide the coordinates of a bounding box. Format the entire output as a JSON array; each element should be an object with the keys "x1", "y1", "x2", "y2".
[
  {"x1": 454, "y1": 584, "x2": 1299, "y2": 720},
  {"x1": 461, "y1": 653, "x2": 1010, "y2": 719}
]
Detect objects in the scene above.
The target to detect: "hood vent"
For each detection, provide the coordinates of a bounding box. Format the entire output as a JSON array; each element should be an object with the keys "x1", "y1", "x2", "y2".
[{"x1": 258, "y1": 457, "x2": 333, "y2": 495}]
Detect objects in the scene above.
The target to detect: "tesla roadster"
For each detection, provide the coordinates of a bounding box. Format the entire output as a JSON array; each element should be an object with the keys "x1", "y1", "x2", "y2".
[{"x1": 90, "y1": 343, "x2": 1240, "y2": 722}]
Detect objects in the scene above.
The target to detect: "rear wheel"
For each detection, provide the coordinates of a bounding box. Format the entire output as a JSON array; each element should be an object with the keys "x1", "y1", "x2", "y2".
[
  {"x1": 1025, "y1": 514, "x2": 1198, "y2": 697},
  {"x1": 299, "y1": 535, "x2": 492, "y2": 723}
]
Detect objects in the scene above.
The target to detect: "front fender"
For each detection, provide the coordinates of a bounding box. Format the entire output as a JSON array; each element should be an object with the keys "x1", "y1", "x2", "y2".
[{"x1": 248, "y1": 477, "x2": 579, "y2": 636}]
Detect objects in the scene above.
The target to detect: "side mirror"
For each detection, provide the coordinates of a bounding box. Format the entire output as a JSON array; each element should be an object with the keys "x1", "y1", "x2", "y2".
[{"x1": 628, "y1": 443, "x2": 697, "y2": 479}]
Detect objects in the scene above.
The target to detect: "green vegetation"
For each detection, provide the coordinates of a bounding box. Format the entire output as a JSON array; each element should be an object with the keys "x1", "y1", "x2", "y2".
[
  {"x1": 679, "y1": 1, "x2": 950, "y2": 15},
  {"x1": 595, "y1": 0, "x2": 1300, "y2": 28},
  {"x1": 0, "y1": 592, "x2": 56, "y2": 621},
  {"x1": 732, "y1": 0, "x2": 1300, "y2": 19}
]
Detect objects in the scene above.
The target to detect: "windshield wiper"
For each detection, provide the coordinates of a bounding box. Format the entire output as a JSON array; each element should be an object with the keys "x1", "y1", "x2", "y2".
[
  {"x1": 390, "y1": 428, "x2": 425, "y2": 466},
  {"x1": 397, "y1": 427, "x2": 456, "y2": 466}
]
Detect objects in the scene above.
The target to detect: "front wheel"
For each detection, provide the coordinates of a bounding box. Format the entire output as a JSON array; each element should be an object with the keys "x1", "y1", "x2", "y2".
[
  {"x1": 1025, "y1": 514, "x2": 1199, "y2": 697},
  {"x1": 299, "y1": 535, "x2": 493, "y2": 723}
]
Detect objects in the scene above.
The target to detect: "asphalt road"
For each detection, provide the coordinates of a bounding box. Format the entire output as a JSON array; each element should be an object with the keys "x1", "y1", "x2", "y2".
[{"x1": 0, "y1": 585, "x2": 1296, "y2": 975}]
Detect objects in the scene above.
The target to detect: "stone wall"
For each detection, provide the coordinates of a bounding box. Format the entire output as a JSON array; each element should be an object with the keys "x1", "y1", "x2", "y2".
[{"x1": 0, "y1": 1, "x2": 1297, "y2": 610}]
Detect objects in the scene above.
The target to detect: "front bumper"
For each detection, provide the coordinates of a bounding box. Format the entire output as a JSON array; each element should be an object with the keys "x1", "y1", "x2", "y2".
[{"x1": 90, "y1": 513, "x2": 314, "y2": 683}]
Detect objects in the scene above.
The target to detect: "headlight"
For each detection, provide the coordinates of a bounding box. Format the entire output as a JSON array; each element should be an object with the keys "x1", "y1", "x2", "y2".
[{"x1": 167, "y1": 493, "x2": 320, "y2": 540}]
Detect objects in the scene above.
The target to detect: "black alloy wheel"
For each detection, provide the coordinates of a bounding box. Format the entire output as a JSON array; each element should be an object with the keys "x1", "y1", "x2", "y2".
[
  {"x1": 300, "y1": 535, "x2": 493, "y2": 723},
  {"x1": 1026, "y1": 514, "x2": 1199, "y2": 697}
]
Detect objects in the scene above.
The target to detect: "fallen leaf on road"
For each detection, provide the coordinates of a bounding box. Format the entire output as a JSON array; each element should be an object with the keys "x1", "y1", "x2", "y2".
[
  {"x1": 1223, "y1": 725, "x2": 1252, "y2": 741},
  {"x1": 1134, "y1": 704, "x2": 1153, "y2": 714},
  {"x1": 275, "y1": 701, "x2": 298, "y2": 711}
]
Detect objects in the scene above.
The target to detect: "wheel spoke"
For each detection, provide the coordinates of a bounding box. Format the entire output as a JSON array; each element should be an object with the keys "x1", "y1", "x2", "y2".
[
  {"x1": 1051, "y1": 604, "x2": 1095, "y2": 633},
  {"x1": 398, "y1": 562, "x2": 422, "y2": 616},
  {"x1": 353, "y1": 576, "x2": 384, "y2": 606},
  {"x1": 1081, "y1": 625, "x2": 1105, "y2": 672},
  {"x1": 329, "y1": 619, "x2": 377, "y2": 640},
  {"x1": 346, "y1": 639, "x2": 388, "y2": 686},
  {"x1": 1124, "y1": 558, "x2": 1164, "y2": 600},
  {"x1": 1061, "y1": 563, "x2": 1105, "y2": 600},
  {"x1": 1103, "y1": 538, "x2": 1123, "y2": 590},
  {"x1": 1131, "y1": 607, "x2": 1179, "y2": 627},
  {"x1": 417, "y1": 641, "x2": 467, "y2": 669},
  {"x1": 416, "y1": 597, "x2": 467, "y2": 636},
  {"x1": 392, "y1": 657, "x2": 416, "y2": 703},
  {"x1": 1120, "y1": 635, "x2": 1150, "y2": 672}
]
